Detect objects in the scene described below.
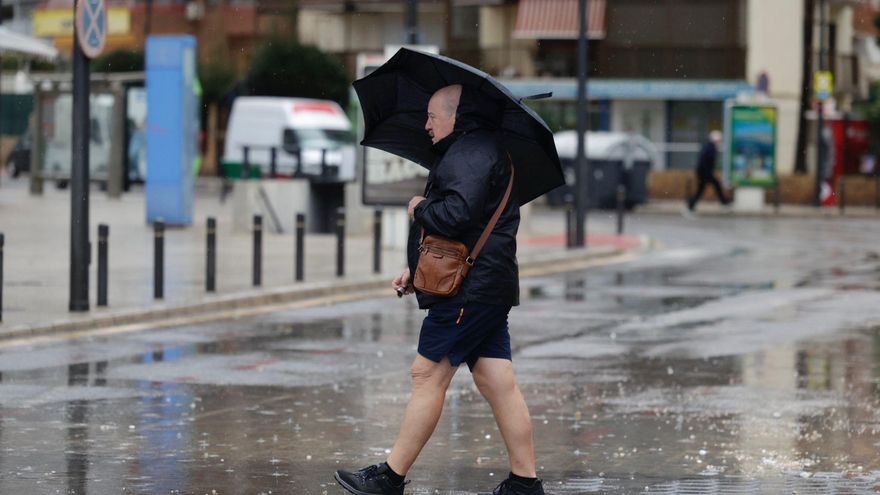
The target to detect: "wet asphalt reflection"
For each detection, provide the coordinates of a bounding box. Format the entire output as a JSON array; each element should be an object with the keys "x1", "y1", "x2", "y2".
[{"x1": 1, "y1": 216, "x2": 879, "y2": 494}]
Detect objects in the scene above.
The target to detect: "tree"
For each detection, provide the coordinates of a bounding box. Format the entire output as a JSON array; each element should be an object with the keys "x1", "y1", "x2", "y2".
[
  {"x1": 92, "y1": 50, "x2": 144, "y2": 73},
  {"x1": 199, "y1": 59, "x2": 237, "y2": 107},
  {"x1": 246, "y1": 35, "x2": 349, "y2": 108}
]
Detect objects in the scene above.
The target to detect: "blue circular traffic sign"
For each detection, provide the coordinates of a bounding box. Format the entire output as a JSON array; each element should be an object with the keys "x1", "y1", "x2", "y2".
[{"x1": 75, "y1": 0, "x2": 106, "y2": 59}]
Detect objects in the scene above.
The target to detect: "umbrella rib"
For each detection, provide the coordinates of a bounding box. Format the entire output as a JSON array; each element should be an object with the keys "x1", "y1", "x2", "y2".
[{"x1": 429, "y1": 58, "x2": 449, "y2": 87}]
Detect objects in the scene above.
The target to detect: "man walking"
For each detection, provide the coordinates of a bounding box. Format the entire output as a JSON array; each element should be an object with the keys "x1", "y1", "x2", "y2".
[
  {"x1": 334, "y1": 85, "x2": 544, "y2": 495},
  {"x1": 686, "y1": 130, "x2": 731, "y2": 214}
]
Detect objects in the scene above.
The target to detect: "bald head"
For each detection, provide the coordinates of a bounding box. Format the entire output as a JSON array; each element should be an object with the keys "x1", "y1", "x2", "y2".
[{"x1": 425, "y1": 85, "x2": 462, "y2": 145}]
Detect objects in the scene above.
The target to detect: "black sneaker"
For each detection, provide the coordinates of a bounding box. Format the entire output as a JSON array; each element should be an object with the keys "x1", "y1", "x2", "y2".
[
  {"x1": 334, "y1": 463, "x2": 407, "y2": 495},
  {"x1": 484, "y1": 477, "x2": 545, "y2": 495}
]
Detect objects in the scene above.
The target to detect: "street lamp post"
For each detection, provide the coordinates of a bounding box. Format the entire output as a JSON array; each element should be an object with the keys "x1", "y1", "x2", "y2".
[
  {"x1": 573, "y1": 0, "x2": 589, "y2": 247},
  {"x1": 406, "y1": 0, "x2": 418, "y2": 44},
  {"x1": 69, "y1": 0, "x2": 91, "y2": 311}
]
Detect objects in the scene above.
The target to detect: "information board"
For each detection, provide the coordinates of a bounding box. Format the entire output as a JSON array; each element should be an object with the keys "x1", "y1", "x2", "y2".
[{"x1": 723, "y1": 103, "x2": 778, "y2": 188}]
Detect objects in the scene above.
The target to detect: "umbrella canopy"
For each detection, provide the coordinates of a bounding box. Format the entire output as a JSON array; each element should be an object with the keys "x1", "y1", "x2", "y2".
[
  {"x1": 352, "y1": 47, "x2": 563, "y2": 205},
  {"x1": 0, "y1": 27, "x2": 58, "y2": 60}
]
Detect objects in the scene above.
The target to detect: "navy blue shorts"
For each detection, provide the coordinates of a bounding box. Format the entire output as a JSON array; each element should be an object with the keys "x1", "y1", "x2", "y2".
[{"x1": 417, "y1": 301, "x2": 512, "y2": 371}]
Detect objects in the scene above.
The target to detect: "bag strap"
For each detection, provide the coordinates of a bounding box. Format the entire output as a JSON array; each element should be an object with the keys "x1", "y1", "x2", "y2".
[
  {"x1": 419, "y1": 154, "x2": 516, "y2": 265},
  {"x1": 467, "y1": 155, "x2": 514, "y2": 265}
]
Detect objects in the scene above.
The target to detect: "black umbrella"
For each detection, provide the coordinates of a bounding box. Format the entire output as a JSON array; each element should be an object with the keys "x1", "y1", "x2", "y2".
[{"x1": 352, "y1": 47, "x2": 564, "y2": 205}]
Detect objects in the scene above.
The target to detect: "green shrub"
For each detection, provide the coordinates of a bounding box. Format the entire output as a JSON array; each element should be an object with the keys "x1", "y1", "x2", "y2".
[{"x1": 246, "y1": 35, "x2": 349, "y2": 108}]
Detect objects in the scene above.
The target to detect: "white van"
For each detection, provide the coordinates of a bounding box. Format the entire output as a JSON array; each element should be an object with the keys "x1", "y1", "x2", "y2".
[{"x1": 223, "y1": 97, "x2": 356, "y2": 182}]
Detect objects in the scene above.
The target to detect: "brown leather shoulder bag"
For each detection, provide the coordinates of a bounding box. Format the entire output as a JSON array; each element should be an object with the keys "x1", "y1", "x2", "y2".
[{"x1": 413, "y1": 163, "x2": 514, "y2": 298}]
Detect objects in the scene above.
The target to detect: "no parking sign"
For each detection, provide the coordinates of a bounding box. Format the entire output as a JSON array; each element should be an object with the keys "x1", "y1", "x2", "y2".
[{"x1": 75, "y1": 0, "x2": 106, "y2": 59}]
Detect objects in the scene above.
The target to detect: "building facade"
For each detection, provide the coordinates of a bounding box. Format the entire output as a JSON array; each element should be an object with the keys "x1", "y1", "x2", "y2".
[{"x1": 300, "y1": 0, "x2": 876, "y2": 178}]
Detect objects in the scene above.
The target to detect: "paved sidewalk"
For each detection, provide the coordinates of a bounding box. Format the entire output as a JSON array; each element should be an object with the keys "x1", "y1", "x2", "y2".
[{"x1": 0, "y1": 177, "x2": 639, "y2": 338}]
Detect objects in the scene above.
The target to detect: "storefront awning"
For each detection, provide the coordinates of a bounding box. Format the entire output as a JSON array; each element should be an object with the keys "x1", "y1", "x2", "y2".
[
  {"x1": 500, "y1": 79, "x2": 755, "y2": 101},
  {"x1": 513, "y1": 0, "x2": 606, "y2": 40},
  {"x1": 0, "y1": 26, "x2": 58, "y2": 59}
]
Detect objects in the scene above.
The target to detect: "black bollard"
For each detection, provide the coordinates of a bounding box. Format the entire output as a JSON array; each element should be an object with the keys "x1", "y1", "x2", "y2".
[
  {"x1": 295, "y1": 213, "x2": 305, "y2": 282},
  {"x1": 566, "y1": 206, "x2": 575, "y2": 248},
  {"x1": 875, "y1": 174, "x2": 880, "y2": 210},
  {"x1": 373, "y1": 210, "x2": 382, "y2": 274},
  {"x1": 336, "y1": 208, "x2": 345, "y2": 278},
  {"x1": 97, "y1": 224, "x2": 108, "y2": 307},
  {"x1": 0, "y1": 233, "x2": 4, "y2": 323},
  {"x1": 154, "y1": 220, "x2": 164, "y2": 300},
  {"x1": 269, "y1": 147, "x2": 278, "y2": 178},
  {"x1": 206, "y1": 217, "x2": 216, "y2": 292},
  {"x1": 616, "y1": 184, "x2": 626, "y2": 235},
  {"x1": 242, "y1": 146, "x2": 251, "y2": 179},
  {"x1": 839, "y1": 179, "x2": 846, "y2": 215},
  {"x1": 253, "y1": 215, "x2": 263, "y2": 287}
]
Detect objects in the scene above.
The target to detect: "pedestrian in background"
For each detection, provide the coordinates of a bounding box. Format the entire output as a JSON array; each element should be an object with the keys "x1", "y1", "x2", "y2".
[
  {"x1": 334, "y1": 84, "x2": 544, "y2": 495},
  {"x1": 685, "y1": 130, "x2": 730, "y2": 214}
]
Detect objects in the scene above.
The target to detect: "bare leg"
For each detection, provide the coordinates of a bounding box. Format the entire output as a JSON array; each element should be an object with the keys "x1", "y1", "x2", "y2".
[
  {"x1": 472, "y1": 357, "x2": 536, "y2": 477},
  {"x1": 386, "y1": 355, "x2": 459, "y2": 476}
]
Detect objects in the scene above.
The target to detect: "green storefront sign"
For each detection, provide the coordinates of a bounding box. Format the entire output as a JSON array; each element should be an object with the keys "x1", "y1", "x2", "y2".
[{"x1": 724, "y1": 103, "x2": 777, "y2": 187}]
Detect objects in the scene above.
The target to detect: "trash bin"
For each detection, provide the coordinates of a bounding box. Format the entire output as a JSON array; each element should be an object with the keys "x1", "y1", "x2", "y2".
[{"x1": 549, "y1": 131, "x2": 658, "y2": 209}]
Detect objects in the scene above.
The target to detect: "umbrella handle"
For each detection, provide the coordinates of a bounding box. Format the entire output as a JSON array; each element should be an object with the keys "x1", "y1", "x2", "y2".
[{"x1": 519, "y1": 92, "x2": 553, "y2": 102}]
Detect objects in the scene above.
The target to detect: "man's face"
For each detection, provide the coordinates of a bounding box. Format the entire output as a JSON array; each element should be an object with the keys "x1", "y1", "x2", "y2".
[{"x1": 425, "y1": 95, "x2": 456, "y2": 145}]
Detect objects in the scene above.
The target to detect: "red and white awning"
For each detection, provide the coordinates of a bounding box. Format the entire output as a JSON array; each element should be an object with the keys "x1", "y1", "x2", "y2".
[{"x1": 513, "y1": 0, "x2": 606, "y2": 40}]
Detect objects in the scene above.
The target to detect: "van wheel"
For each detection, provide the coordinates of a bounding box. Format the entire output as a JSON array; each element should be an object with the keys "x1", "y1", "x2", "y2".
[{"x1": 56, "y1": 180, "x2": 69, "y2": 189}]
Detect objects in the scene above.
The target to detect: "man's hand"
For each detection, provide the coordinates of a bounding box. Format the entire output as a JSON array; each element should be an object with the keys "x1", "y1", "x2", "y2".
[
  {"x1": 392, "y1": 268, "x2": 414, "y2": 297},
  {"x1": 408, "y1": 196, "x2": 426, "y2": 219}
]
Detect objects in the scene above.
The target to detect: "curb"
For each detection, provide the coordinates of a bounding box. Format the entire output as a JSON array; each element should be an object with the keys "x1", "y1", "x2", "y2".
[
  {"x1": 635, "y1": 203, "x2": 880, "y2": 220},
  {"x1": 0, "y1": 244, "x2": 635, "y2": 343}
]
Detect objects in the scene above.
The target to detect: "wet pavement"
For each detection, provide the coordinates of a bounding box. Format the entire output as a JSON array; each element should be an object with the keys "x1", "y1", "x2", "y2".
[{"x1": 1, "y1": 215, "x2": 879, "y2": 494}]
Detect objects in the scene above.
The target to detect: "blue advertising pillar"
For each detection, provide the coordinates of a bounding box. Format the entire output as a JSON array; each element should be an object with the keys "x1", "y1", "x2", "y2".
[{"x1": 145, "y1": 35, "x2": 198, "y2": 226}]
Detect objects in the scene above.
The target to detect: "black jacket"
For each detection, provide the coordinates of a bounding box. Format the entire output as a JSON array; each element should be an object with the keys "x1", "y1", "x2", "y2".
[
  {"x1": 695, "y1": 141, "x2": 719, "y2": 179},
  {"x1": 407, "y1": 88, "x2": 520, "y2": 309}
]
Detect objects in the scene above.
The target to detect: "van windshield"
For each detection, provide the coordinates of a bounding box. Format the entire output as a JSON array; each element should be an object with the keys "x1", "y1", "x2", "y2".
[{"x1": 286, "y1": 128, "x2": 355, "y2": 150}]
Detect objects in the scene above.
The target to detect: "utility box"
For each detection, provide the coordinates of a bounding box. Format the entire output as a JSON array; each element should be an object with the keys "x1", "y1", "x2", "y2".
[{"x1": 145, "y1": 35, "x2": 199, "y2": 226}]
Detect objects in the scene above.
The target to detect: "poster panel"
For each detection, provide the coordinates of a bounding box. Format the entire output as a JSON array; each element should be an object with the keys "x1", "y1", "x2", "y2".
[{"x1": 725, "y1": 104, "x2": 777, "y2": 187}]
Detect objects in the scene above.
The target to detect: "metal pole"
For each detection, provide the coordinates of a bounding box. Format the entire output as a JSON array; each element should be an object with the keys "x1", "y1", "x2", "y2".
[
  {"x1": 815, "y1": 0, "x2": 826, "y2": 207},
  {"x1": 69, "y1": 0, "x2": 91, "y2": 312},
  {"x1": 295, "y1": 213, "x2": 305, "y2": 282},
  {"x1": 242, "y1": 145, "x2": 251, "y2": 179},
  {"x1": 566, "y1": 206, "x2": 575, "y2": 248},
  {"x1": 252, "y1": 214, "x2": 262, "y2": 287},
  {"x1": 573, "y1": 0, "x2": 589, "y2": 248},
  {"x1": 206, "y1": 217, "x2": 216, "y2": 292},
  {"x1": 336, "y1": 208, "x2": 345, "y2": 278},
  {"x1": 875, "y1": 173, "x2": 880, "y2": 210},
  {"x1": 616, "y1": 184, "x2": 626, "y2": 235},
  {"x1": 0, "y1": 0, "x2": 3, "y2": 178},
  {"x1": 773, "y1": 178, "x2": 781, "y2": 213},
  {"x1": 97, "y1": 224, "x2": 108, "y2": 307},
  {"x1": 30, "y1": 85, "x2": 44, "y2": 195},
  {"x1": 153, "y1": 220, "x2": 164, "y2": 299},
  {"x1": 0, "y1": 233, "x2": 4, "y2": 323},
  {"x1": 406, "y1": 0, "x2": 419, "y2": 44},
  {"x1": 269, "y1": 147, "x2": 277, "y2": 178},
  {"x1": 373, "y1": 209, "x2": 382, "y2": 274}
]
